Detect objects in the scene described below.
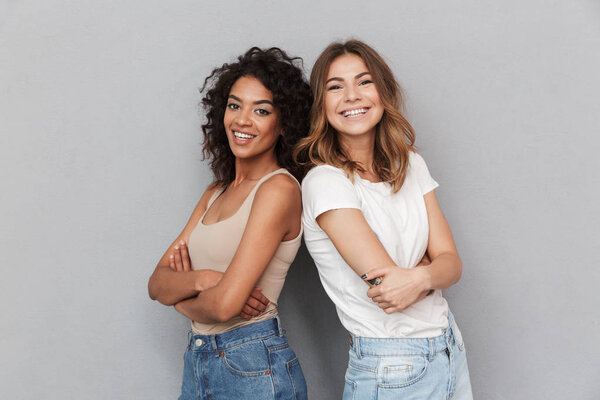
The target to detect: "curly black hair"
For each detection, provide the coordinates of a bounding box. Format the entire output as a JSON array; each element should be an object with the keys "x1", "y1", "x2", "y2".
[{"x1": 200, "y1": 47, "x2": 312, "y2": 185}]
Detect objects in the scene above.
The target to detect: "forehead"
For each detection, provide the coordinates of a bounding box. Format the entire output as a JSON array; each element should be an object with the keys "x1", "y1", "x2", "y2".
[
  {"x1": 327, "y1": 54, "x2": 369, "y2": 78},
  {"x1": 229, "y1": 75, "x2": 273, "y2": 101}
]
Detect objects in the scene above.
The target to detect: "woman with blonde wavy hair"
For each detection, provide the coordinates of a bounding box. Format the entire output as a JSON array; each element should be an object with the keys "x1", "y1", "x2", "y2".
[{"x1": 295, "y1": 40, "x2": 473, "y2": 399}]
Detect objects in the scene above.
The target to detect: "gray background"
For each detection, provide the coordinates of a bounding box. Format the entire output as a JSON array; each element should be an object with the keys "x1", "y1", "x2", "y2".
[{"x1": 1, "y1": 1, "x2": 599, "y2": 399}]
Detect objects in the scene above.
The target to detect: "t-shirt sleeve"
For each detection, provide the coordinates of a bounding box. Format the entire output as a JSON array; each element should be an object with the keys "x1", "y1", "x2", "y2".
[
  {"x1": 411, "y1": 152, "x2": 439, "y2": 195},
  {"x1": 301, "y1": 166, "x2": 361, "y2": 229}
]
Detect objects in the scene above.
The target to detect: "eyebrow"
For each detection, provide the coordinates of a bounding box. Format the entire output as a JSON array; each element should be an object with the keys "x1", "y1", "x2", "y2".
[
  {"x1": 228, "y1": 94, "x2": 274, "y2": 106},
  {"x1": 325, "y1": 72, "x2": 371, "y2": 84}
]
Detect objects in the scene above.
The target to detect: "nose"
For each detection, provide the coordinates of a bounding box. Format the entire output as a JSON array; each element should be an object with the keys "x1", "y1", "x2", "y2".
[
  {"x1": 235, "y1": 107, "x2": 253, "y2": 126},
  {"x1": 344, "y1": 85, "x2": 360, "y2": 102}
]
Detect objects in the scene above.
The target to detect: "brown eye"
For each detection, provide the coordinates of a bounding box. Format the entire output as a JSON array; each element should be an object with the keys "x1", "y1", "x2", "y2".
[{"x1": 255, "y1": 108, "x2": 271, "y2": 116}]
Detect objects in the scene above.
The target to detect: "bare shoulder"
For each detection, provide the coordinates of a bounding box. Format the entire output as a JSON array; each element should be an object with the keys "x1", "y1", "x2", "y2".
[
  {"x1": 256, "y1": 173, "x2": 300, "y2": 201},
  {"x1": 252, "y1": 173, "x2": 301, "y2": 218},
  {"x1": 249, "y1": 173, "x2": 301, "y2": 239}
]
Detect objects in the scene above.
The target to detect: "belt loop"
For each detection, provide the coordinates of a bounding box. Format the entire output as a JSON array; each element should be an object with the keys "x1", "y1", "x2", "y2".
[
  {"x1": 447, "y1": 310, "x2": 455, "y2": 345},
  {"x1": 187, "y1": 330, "x2": 192, "y2": 350},
  {"x1": 355, "y1": 335, "x2": 362, "y2": 359},
  {"x1": 428, "y1": 338, "x2": 434, "y2": 362},
  {"x1": 276, "y1": 316, "x2": 284, "y2": 336},
  {"x1": 210, "y1": 336, "x2": 218, "y2": 350}
]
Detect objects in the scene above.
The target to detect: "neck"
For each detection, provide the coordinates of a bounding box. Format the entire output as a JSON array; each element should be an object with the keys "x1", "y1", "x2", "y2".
[
  {"x1": 338, "y1": 129, "x2": 376, "y2": 172},
  {"x1": 232, "y1": 153, "x2": 279, "y2": 186}
]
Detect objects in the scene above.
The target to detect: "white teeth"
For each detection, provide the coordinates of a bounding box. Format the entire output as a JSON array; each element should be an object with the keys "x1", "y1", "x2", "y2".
[
  {"x1": 233, "y1": 131, "x2": 255, "y2": 139},
  {"x1": 342, "y1": 108, "x2": 368, "y2": 117}
]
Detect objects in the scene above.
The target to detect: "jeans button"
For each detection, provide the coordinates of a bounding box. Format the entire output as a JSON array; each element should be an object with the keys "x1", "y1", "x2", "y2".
[{"x1": 195, "y1": 338, "x2": 204, "y2": 347}]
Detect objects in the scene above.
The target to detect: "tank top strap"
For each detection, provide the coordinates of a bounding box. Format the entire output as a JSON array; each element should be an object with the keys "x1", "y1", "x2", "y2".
[{"x1": 200, "y1": 185, "x2": 226, "y2": 220}]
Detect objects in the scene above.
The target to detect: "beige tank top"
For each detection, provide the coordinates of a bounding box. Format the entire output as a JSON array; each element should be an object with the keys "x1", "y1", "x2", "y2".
[{"x1": 187, "y1": 169, "x2": 302, "y2": 334}]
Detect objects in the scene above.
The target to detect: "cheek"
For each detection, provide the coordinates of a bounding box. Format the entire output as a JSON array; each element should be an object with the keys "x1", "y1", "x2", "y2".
[
  {"x1": 370, "y1": 90, "x2": 383, "y2": 108},
  {"x1": 223, "y1": 110, "x2": 233, "y2": 127},
  {"x1": 324, "y1": 98, "x2": 337, "y2": 120},
  {"x1": 260, "y1": 119, "x2": 280, "y2": 141}
]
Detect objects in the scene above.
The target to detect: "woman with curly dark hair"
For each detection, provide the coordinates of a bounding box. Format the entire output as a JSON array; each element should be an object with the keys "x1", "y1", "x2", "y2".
[{"x1": 148, "y1": 47, "x2": 311, "y2": 400}]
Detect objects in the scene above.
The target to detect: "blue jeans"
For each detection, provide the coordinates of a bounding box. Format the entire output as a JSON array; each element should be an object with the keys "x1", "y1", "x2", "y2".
[
  {"x1": 179, "y1": 317, "x2": 307, "y2": 400},
  {"x1": 343, "y1": 311, "x2": 473, "y2": 400}
]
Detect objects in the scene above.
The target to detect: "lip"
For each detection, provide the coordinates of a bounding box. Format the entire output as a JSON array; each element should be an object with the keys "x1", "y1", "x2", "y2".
[
  {"x1": 339, "y1": 107, "x2": 370, "y2": 120},
  {"x1": 231, "y1": 129, "x2": 257, "y2": 146}
]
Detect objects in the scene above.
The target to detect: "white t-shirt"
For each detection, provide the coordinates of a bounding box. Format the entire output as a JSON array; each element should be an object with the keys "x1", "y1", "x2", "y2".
[{"x1": 302, "y1": 152, "x2": 449, "y2": 338}]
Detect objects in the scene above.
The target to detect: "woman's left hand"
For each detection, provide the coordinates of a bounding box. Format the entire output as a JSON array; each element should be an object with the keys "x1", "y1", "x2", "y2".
[
  {"x1": 364, "y1": 266, "x2": 431, "y2": 313},
  {"x1": 238, "y1": 287, "x2": 270, "y2": 319}
]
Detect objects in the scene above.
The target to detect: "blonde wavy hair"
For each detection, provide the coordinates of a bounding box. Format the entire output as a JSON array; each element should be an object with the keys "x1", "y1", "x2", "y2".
[{"x1": 294, "y1": 40, "x2": 415, "y2": 192}]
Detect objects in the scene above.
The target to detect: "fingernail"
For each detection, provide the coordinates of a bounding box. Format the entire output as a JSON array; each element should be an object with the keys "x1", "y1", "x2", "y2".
[
  {"x1": 180, "y1": 240, "x2": 185, "y2": 245},
  {"x1": 174, "y1": 246, "x2": 179, "y2": 250},
  {"x1": 169, "y1": 255, "x2": 174, "y2": 259},
  {"x1": 361, "y1": 274, "x2": 367, "y2": 279}
]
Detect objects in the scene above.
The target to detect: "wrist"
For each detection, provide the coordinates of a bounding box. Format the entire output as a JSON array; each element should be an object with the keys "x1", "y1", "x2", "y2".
[
  {"x1": 193, "y1": 270, "x2": 208, "y2": 292},
  {"x1": 414, "y1": 266, "x2": 432, "y2": 292},
  {"x1": 194, "y1": 270, "x2": 222, "y2": 292}
]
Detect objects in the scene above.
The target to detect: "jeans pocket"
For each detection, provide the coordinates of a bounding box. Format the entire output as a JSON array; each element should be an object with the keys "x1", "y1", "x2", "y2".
[
  {"x1": 379, "y1": 355, "x2": 429, "y2": 388},
  {"x1": 343, "y1": 378, "x2": 357, "y2": 400},
  {"x1": 221, "y1": 340, "x2": 271, "y2": 377},
  {"x1": 286, "y1": 357, "x2": 307, "y2": 400}
]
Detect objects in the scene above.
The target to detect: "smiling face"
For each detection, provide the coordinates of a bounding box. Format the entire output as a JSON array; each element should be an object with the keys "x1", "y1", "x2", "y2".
[
  {"x1": 223, "y1": 75, "x2": 281, "y2": 161},
  {"x1": 324, "y1": 53, "x2": 384, "y2": 143}
]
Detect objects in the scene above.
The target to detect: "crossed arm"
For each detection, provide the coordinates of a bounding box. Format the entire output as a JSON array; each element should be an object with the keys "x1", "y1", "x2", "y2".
[
  {"x1": 148, "y1": 175, "x2": 301, "y2": 323},
  {"x1": 148, "y1": 184, "x2": 271, "y2": 319},
  {"x1": 316, "y1": 190, "x2": 462, "y2": 313}
]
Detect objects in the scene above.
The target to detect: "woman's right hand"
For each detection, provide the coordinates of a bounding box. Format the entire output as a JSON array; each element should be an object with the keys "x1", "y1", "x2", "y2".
[{"x1": 168, "y1": 240, "x2": 192, "y2": 271}]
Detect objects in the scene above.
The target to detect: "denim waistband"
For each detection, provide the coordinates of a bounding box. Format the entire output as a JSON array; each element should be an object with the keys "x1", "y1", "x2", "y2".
[
  {"x1": 348, "y1": 311, "x2": 460, "y2": 360},
  {"x1": 187, "y1": 317, "x2": 284, "y2": 352}
]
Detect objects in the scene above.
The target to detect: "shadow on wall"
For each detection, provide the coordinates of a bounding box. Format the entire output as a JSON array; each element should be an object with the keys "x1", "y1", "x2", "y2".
[{"x1": 278, "y1": 242, "x2": 348, "y2": 400}]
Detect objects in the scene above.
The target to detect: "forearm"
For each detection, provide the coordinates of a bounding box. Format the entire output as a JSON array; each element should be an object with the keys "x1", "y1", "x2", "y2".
[
  {"x1": 148, "y1": 267, "x2": 222, "y2": 306},
  {"x1": 415, "y1": 252, "x2": 462, "y2": 291},
  {"x1": 174, "y1": 288, "x2": 229, "y2": 324}
]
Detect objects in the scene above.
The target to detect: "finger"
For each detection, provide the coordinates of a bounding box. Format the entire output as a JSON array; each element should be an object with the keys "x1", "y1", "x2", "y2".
[
  {"x1": 245, "y1": 297, "x2": 261, "y2": 311},
  {"x1": 239, "y1": 311, "x2": 252, "y2": 319},
  {"x1": 173, "y1": 245, "x2": 183, "y2": 271},
  {"x1": 179, "y1": 241, "x2": 191, "y2": 272},
  {"x1": 362, "y1": 266, "x2": 392, "y2": 282},
  {"x1": 370, "y1": 295, "x2": 385, "y2": 303},
  {"x1": 168, "y1": 255, "x2": 176, "y2": 271},
  {"x1": 254, "y1": 298, "x2": 268, "y2": 312},
  {"x1": 383, "y1": 306, "x2": 400, "y2": 314},
  {"x1": 245, "y1": 296, "x2": 267, "y2": 313},
  {"x1": 242, "y1": 304, "x2": 260, "y2": 317},
  {"x1": 366, "y1": 286, "x2": 383, "y2": 299},
  {"x1": 377, "y1": 302, "x2": 393, "y2": 309},
  {"x1": 252, "y1": 288, "x2": 270, "y2": 307}
]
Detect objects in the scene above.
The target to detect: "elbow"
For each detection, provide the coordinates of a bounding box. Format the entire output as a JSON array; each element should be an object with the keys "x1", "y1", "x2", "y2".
[
  {"x1": 148, "y1": 277, "x2": 158, "y2": 301},
  {"x1": 213, "y1": 305, "x2": 239, "y2": 323},
  {"x1": 211, "y1": 299, "x2": 242, "y2": 323},
  {"x1": 148, "y1": 278, "x2": 176, "y2": 306},
  {"x1": 453, "y1": 256, "x2": 463, "y2": 285}
]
